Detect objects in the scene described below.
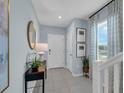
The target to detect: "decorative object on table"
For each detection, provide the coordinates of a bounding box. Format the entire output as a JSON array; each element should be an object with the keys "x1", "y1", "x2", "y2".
[
  {"x1": 35, "y1": 43, "x2": 48, "y2": 60},
  {"x1": 0, "y1": 0, "x2": 9, "y2": 92},
  {"x1": 76, "y1": 43, "x2": 85, "y2": 57},
  {"x1": 31, "y1": 57, "x2": 44, "y2": 72},
  {"x1": 26, "y1": 50, "x2": 45, "y2": 72},
  {"x1": 82, "y1": 56, "x2": 89, "y2": 78},
  {"x1": 76, "y1": 28, "x2": 86, "y2": 42},
  {"x1": 26, "y1": 50, "x2": 40, "y2": 69},
  {"x1": 27, "y1": 21, "x2": 36, "y2": 50}
]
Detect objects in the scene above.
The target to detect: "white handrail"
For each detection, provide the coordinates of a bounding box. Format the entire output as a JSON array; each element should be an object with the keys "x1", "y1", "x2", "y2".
[{"x1": 99, "y1": 52, "x2": 123, "y2": 70}]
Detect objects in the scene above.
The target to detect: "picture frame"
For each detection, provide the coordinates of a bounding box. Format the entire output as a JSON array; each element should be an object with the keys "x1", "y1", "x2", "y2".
[
  {"x1": 0, "y1": 0, "x2": 9, "y2": 92},
  {"x1": 76, "y1": 28, "x2": 86, "y2": 42},
  {"x1": 76, "y1": 43, "x2": 85, "y2": 57}
]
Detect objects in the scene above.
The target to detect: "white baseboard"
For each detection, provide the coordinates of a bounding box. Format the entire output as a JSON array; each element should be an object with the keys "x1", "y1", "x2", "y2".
[
  {"x1": 65, "y1": 67, "x2": 83, "y2": 77},
  {"x1": 65, "y1": 67, "x2": 73, "y2": 73},
  {"x1": 47, "y1": 66, "x2": 65, "y2": 70},
  {"x1": 72, "y1": 73, "x2": 83, "y2": 77}
]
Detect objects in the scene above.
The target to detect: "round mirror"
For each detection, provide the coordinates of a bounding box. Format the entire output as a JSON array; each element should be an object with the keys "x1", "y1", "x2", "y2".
[{"x1": 27, "y1": 21, "x2": 36, "y2": 49}]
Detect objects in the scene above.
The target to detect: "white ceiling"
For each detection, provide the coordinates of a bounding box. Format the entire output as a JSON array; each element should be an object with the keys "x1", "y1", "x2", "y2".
[{"x1": 31, "y1": 0, "x2": 110, "y2": 27}]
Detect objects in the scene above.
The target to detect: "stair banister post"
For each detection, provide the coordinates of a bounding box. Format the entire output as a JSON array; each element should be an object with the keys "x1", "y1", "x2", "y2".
[{"x1": 93, "y1": 60, "x2": 102, "y2": 93}]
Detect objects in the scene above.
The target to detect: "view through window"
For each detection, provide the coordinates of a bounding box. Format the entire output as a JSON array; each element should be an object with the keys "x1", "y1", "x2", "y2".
[{"x1": 97, "y1": 20, "x2": 108, "y2": 60}]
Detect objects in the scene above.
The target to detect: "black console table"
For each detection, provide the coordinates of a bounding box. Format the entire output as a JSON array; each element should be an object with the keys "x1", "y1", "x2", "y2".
[{"x1": 25, "y1": 67, "x2": 45, "y2": 93}]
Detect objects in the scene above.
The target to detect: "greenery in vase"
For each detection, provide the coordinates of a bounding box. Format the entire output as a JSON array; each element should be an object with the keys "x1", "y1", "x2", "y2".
[
  {"x1": 31, "y1": 57, "x2": 43, "y2": 69},
  {"x1": 82, "y1": 56, "x2": 89, "y2": 68}
]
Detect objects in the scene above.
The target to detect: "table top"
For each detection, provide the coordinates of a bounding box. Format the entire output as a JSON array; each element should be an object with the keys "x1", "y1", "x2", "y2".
[
  {"x1": 25, "y1": 66, "x2": 45, "y2": 75},
  {"x1": 25, "y1": 66, "x2": 45, "y2": 81}
]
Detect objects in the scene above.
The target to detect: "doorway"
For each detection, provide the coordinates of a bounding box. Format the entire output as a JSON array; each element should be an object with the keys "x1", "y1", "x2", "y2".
[{"x1": 48, "y1": 34, "x2": 65, "y2": 69}]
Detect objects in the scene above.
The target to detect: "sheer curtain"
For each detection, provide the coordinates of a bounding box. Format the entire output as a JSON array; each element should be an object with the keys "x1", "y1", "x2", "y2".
[
  {"x1": 89, "y1": 5, "x2": 109, "y2": 60},
  {"x1": 90, "y1": 0, "x2": 122, "y2": 60},
  {"x1": 107, "y1": 0, "x2": 122, "y2": 57},
  {"x1": 107, "y1": 0, "x2": 123, "y2": 93},
  {"x1": 90, "y1": 0, "x2": 123, "y2": 92},
  {"x1": 89, "y1": 15, "x2": 97, "y2": 62},
  {"x1": 89, "y1": 15, "x2": 98, "y2": 79},
  {"x1": 89, "y1": 6, "x2": 108, "y2": 79}
]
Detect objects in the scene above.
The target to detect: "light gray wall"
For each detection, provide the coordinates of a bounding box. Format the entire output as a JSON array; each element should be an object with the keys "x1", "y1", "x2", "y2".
[
  {"x1": 65, "y1": 21, "x2": 75, "y2": 71},
  {"x1": 4, "y1": 0, "x2": 39, "y2": 93},
  {"x1": 38, "y1": 25, "x2": 66, "y2": 43},
  {"x1": 66, "y1": 18, "x2": 89, "y2": 76}
]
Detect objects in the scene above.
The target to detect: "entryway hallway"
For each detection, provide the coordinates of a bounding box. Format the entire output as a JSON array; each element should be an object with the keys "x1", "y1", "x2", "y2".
[{"x1": 33, "y1": 68, "x2": 92, "y2": 93}]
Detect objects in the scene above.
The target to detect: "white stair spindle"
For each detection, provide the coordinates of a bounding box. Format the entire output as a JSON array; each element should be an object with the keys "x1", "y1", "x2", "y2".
[
  {"x1": 114, "y1": 63, "x2": 120, "y2": 93},
  {"x1": 93, "y1": 61, "x2": 102, "y2": 93},
  {"x1": 104, "y1": 69, "x2": 109, "y2": 93}
]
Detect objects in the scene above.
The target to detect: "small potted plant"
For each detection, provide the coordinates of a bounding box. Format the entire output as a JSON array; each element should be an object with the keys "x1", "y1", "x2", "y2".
[
  {"x1": 82, "y1": 56, "x2": 89, "y2": 77},
  {"x1": 31, "y1": 57, "x2": 42, "y2": 72}
]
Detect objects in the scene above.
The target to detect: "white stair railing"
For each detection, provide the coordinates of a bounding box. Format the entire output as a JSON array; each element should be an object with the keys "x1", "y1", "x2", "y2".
[{"x1": 93, "y1": 52, "x2": 123, "y2": 93}]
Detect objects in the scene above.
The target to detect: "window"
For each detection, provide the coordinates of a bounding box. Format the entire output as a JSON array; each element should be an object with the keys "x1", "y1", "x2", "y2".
[{"x1": 97, "y1": 20, "x2": 108, "y2": 60}]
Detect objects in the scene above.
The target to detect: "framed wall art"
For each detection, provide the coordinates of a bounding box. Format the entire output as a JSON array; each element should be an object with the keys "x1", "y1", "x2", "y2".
[
  {"x1": 76, "y1": 28, "x2": 86, "y2": 42},
  {"x1": 76, "y1": 43, "x2": 85, "y2": 57},
  {"x1": 0, "y1": 0, "x2": 9, "y2": 92}
]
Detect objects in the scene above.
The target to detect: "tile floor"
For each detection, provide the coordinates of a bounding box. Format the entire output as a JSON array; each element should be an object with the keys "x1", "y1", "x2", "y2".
[{"x1": 32, "y1": 68, "x2": 92, "y2": 93}]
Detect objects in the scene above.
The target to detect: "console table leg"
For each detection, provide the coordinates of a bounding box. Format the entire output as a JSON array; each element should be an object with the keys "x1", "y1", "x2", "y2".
[
  {"x1": 25, "y1": 80, "x2": 27, "y2": 93},
  {"x1": 42, "y1": 78, "x2": 45, "y2": 93}
]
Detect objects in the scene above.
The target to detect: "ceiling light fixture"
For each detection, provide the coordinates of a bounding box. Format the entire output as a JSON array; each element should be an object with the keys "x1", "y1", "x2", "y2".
[{"x1": 58, "y1": 16, "x2": 62, "y2": 19}]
